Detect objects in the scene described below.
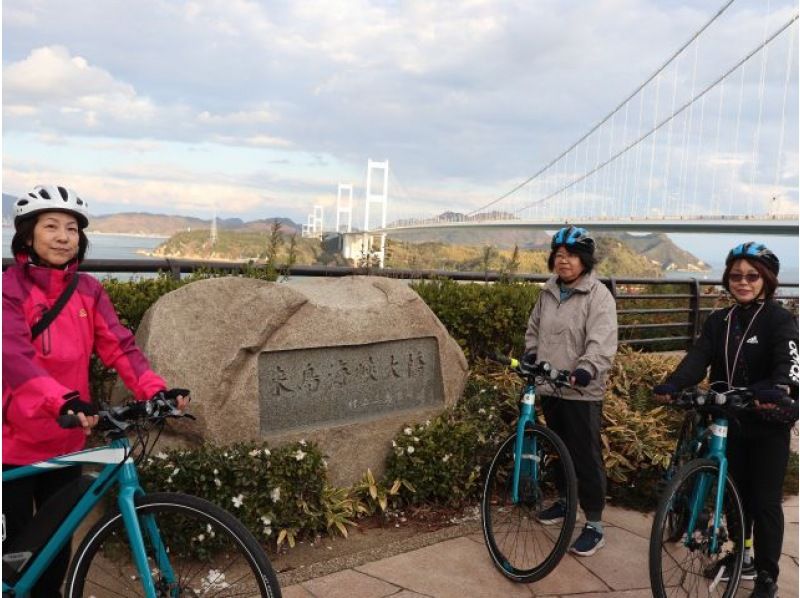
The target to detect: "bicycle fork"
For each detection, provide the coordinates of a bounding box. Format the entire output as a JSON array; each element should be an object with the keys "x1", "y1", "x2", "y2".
[
  {"x1": 512, "y1": 387, "x2": 538, "y2": 504},
  {"x1": 118, "y1": 465, "x2": 178, "y2": 597},
  {"x1": 685, "y1": 418, "x2": 729, "y2": 555}
]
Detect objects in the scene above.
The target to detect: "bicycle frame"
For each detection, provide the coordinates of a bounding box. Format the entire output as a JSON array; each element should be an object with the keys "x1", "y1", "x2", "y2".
[
  {"x1": 511, "y1": 382, "x2": 538, "y2": 503},
  {"x1": 2, "y1": 437, "x2": 175, "y2": 598},
  {"x1": 682, "y1": 416, "x2": 730, "y2": 555}
]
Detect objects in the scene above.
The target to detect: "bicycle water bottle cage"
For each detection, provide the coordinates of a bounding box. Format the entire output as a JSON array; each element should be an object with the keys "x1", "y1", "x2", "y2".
[{"x1": 1, "y1": 474, "x2": 94, "y2": 582}]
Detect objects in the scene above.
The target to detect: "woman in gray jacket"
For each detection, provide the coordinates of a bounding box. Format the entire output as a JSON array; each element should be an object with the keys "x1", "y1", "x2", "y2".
[{"x1": 524, "y1": 226, "x2": 618, "y2": 556}]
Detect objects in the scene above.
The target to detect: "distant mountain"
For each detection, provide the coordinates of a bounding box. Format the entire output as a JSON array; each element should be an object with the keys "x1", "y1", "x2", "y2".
[
  {"x1": 89, "y1": 213, "x2": 299, "y2": 236},
  {"x1": 3, "y1": 193, "x2": 16, "y2": 223}
]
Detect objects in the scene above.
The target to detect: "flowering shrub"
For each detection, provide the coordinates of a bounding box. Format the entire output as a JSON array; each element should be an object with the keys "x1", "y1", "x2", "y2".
[{"x1": 138, "y1": 440, "x2": 328, "y2": 549}]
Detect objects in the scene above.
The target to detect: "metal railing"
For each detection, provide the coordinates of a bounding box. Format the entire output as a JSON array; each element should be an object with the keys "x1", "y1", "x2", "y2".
[{"x1": 3, "y1": 257, "x2": 797, "y2": 350}]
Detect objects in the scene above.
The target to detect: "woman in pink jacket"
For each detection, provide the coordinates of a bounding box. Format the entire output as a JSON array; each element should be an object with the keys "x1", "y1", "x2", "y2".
[{"x1": 2, "y1": 185, "x2": 185, "y2": 596}]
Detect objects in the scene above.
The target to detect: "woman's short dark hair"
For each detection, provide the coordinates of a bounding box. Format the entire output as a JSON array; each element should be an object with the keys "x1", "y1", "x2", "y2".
[
  {"x1": 547, "y1": 248, "x2": 596, "y2": 274},
  {"x1": 722, "y1": 257, "x2": 778, "y2": 300},
  {"x1": 11, "y1": 213, "x2": 89, "y2": 263}
]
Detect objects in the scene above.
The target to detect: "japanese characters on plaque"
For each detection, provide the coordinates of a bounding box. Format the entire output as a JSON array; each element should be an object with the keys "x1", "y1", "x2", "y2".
[{"x1": 258, "y1": 337, "x2": 443, "y2": 434}]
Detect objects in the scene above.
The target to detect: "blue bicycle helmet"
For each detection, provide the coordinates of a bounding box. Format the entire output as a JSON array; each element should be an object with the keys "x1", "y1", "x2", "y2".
[
  {"x1": 725, "y1": 242, "x2": 779, "y2": 276},
  {"x1": 551, "y1": 226, "x2": 595, "y2": 255}
]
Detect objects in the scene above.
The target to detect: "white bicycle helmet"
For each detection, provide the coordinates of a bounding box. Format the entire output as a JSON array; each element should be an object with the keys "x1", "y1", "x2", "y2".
[{"x1": 14, "y1": 185, "x2": 89, "y2": 229}]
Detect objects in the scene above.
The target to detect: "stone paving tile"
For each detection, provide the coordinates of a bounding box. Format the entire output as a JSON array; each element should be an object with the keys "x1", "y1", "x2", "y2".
[
  {"x1": 281, "y1": 585, "x2": 316, "y2": 598},
  {"x1": 557, "y1": 589, "x2": 653, "y2": 598},
  {"x1": 783, "y1": 522, "x2": 798, "y2": 559},
  {"x1": 390, "y1": 592, "x2": 435, "y2": 598},
  {"x1": 356, "y1": 537, "x2": 535, "y2": 597},
  {"x1": 778, "y1": 553, "x2": 799, "y2": 591},
  {"x1": 565, "y1": 526, "x2": 651, "y2": 591},
  {"x1": 526, "y1": 552, "x2": 609, "y2": 595},
  {"x1": 465, "y1": 531, "x2": 484, "y2": 544},
  {"x1": 603, "y1": 505, "x2": 653, "y2": 540},
  {"x1": 783, "y1": 502, "x2": 799, "y2": 524},
  {"x1": 298, "y1": 569, "x2": 401, "y2": 598}
]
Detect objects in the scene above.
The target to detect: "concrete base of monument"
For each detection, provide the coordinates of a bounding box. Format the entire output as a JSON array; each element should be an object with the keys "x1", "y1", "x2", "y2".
[{"x1": 120, "y1": 275, "x2": 469, "y2": 487}]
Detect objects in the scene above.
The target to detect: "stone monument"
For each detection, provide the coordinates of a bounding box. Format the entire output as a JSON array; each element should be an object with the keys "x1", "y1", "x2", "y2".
[{"x1": 129, "y1": 276, "x2": 468, "y2": 486}]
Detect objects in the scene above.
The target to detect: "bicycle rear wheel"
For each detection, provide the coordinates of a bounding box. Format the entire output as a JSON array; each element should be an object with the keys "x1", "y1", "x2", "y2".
[
  {"x1": 65, "y1": 492, "x2": 281, "y2": 597},
  {"x1": 481, "y1": 425, "x2": 577, "y2": 582},
  {"x1": 649, "y1": 459, "x2": 744, "y2": 598}
]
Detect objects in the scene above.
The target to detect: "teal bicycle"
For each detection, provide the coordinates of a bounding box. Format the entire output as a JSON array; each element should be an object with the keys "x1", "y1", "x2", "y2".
[
  {"x1": 481, "y1": 355, "x2": 578, "y2": 582},
  {"x1": 649, "y1": 387, "x2": 757, "y2": 598},
  {"x1": 2, "y1": 396, "x2": 281, "y2": 597}
]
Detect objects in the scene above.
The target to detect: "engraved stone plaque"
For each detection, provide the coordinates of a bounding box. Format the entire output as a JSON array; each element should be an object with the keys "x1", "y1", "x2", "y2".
[{"x1": 259, "y1": 338, "x2": 443, "y2": 434}]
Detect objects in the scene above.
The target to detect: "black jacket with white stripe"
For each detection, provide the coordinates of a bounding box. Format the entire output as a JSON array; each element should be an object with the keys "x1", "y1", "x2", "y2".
[{"x1": 665, "y1": 299, "x2": 799, "y2": 409}]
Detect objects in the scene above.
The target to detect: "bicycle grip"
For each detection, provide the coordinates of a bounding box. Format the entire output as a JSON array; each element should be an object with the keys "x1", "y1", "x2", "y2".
[{"x1": 57, "y1": 414, "x2": 81, "y2": 429}]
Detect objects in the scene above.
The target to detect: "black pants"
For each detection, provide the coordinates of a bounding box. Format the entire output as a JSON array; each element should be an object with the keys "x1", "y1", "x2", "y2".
[
  {"x1": 3, "y1": 464, "x2": 82, "y2": 597},
  {"x1": 726, "y1": 421, "x2": 790, "y2": 581},
  {"x1": 540, "y1": 396, "x2": 606, "y2": 521}
]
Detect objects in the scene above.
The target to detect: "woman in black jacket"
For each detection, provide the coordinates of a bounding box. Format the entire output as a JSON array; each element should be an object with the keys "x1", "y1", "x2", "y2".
[{"x1": 655, "y1": 242, "x2": 798, "y2": 598}]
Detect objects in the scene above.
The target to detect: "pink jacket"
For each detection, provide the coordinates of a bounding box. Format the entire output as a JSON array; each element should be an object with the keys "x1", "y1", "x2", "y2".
[{"x1": 2, "y1": 256, "x2": 166, "y2": 464}]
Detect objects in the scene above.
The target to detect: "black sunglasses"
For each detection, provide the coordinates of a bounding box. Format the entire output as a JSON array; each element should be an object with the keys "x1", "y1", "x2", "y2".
[{"x1": 729, "y1": 272, "x2": 761, "y2": 283}]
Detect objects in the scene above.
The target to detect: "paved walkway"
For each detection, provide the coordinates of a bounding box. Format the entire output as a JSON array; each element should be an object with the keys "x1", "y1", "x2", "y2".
[{"x1": 281, "y1": 497, "x2": 798, "y2": 598}]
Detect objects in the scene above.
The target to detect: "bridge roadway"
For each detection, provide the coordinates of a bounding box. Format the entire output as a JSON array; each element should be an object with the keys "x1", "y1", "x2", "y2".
[{"x1": 377, "y1": 217, "x2": 799, "y2": 236}]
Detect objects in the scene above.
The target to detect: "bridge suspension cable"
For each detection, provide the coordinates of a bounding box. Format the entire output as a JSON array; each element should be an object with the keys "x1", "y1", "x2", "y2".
[
  {"x1": 466, "y1": 0, "x2": 738, "y2": 217},
  {"x1": 512, "y1": 12, "x2": 799, "y2": 215}
]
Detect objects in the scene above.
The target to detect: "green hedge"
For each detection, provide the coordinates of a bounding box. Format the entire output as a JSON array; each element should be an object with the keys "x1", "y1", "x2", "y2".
[{"x1": 411, "y1": 279, "x2": 539, "y2": 361}]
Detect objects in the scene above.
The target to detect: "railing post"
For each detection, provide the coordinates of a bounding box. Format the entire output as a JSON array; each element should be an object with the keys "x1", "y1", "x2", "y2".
[{"x1": 688, "y1": 278, "x2": 701, "y2": 347}]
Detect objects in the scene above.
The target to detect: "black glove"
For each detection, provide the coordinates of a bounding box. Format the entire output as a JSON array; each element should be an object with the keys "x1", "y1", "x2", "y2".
[
  {"x1": 519, "y1": 351, "x2": 538, "y2": 375},
  {"x1": 571, "y1": 368, "x2": 592, "y2": 387},
  {"x1": 59, "y1": 392, "x2": 98, "y2": 417},
  {"x1": 654, "y1": 383, "x2": 678, "y2": 398},
  {"x1": 753, "y1": 388, "x2": 798, "y2": 425},
  {"x1": 151, "y1": 388, "x2": 190, "y2": 403}
]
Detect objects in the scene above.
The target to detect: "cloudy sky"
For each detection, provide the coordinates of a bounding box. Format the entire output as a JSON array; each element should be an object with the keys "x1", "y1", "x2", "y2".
[{"x1": 3, "y1": 0, "x2": 798, "y2": 226}]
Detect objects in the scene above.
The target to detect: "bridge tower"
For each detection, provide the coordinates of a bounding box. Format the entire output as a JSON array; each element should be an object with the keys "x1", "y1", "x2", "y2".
[
  {"x1": 336, "y1": 183, "x2": 353, "y2": 233},
  {"x1": 363, "y1": 159, "x2": 389, "y2": 267}
]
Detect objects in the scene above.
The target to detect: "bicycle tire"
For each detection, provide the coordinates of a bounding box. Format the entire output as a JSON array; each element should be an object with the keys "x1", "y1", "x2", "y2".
[
  {"x1": 481, "y1": 425, "x2": 578, "y2": 582},
  {"x1": 64, "y1": 492, "x2": 281, "y2": 597},
  {"x1": 649, "y1": 459, "x2": 744, "y2": 598}
]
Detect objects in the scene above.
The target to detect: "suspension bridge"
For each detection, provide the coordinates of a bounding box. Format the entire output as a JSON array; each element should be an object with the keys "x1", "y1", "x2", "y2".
[{"x1": 302, "y1": 0, "x2": 799, "y2": 264}]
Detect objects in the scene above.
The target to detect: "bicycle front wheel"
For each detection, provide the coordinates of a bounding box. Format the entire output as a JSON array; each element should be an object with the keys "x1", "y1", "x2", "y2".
[
  {"x1": 649, "y1": 459, "x2": 744, "y2": 598},
  {"x1": 481, "y1": 426, "x2": 578, "y2": 583},
  {"x1": 65, "y1": 492, "x2": 281, "y2": 597}
]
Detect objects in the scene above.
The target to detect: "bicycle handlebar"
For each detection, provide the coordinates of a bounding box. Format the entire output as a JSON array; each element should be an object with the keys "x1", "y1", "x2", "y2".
[
  {"x1": 489, "y1": 353, "x2": 575, "y2": 390},
  {"x1": 57, "y1": 395, "x2": 193, "y2": 432},
  {"x1": 670, "y1": 387, "x2": 794, "y2": 410}
]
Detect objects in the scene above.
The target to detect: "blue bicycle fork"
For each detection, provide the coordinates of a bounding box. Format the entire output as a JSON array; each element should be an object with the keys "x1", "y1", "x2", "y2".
[
  {"x1": 685, "y1": 418, "x2": 729, "y2": 554},
  {"x1": 512, "y1": 386, "x2": 538, "y2": 503}
]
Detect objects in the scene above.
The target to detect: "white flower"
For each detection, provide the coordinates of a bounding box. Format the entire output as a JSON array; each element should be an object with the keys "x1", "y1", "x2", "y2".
[
  {"x1": 294, "y1": 449, "x2": 307, "y2": 461},
  {"x1": 166, "y1": 477, "x2": 172, "y2": 484},
  {"x1": 232, "y1": 494, "x2": 244, "y2": 508},
  {"x1": 425, "y1": 420, "x2": 431, "y2": 427},
  {"x1": 271, "y1": 487, "x2": 281, "y2": 503},
  {"x1": 155, "y1": 452, "x2": 168, "y2": 460},
  {"x1": 404, "y1": 427, "x2": 413, "y2": 435},
  {"x1": 413, "y1": 437, "x2": 419, "y2": 443},
  {"x1": 406, "y1": 446, "x2": 415, "y2": 455},
  {"x1": 263, "y1": 448, "x2": 271, "y2": 457},
  {"x1": 260, "y1": 515, "x2": 272, "y2": 526},
  {"x1": 172, "y1": 467, "x2": 180, "y2": 476},
  {"x1": 249, "y1": 449, "x2": 260, "y2": 457},
  {"x1": 214, "y1": 478, "x2": 222, "y2": 488},
  {"x1": 213, "y1": 469, "x2": 219, "y2": 475},
  {"x1": 299, "y1": 439, "x2": 307, "y2": 446},
  {"x1": 197, "y1": 533, "x2": 205, "y2": 542},
  {"x1": 478, "y1": 408, "x2": 486, "y2": 415},
  {"x1": 263, "y1": 526, "x2": 273, "y2": 537},
  {"x1": 392, "y1": 440, "x2": 397, "y2": 447},
  {"x1": 442, "y1": 453, "x2": 451, "y2": 463}
]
